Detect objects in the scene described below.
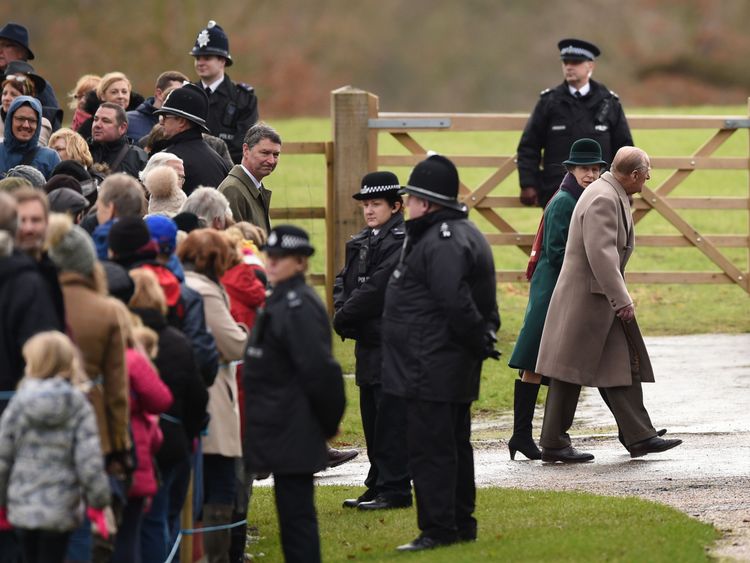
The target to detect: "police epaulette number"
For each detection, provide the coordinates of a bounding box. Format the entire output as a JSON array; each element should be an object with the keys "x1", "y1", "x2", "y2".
[
  {"x1": 392, "y1": 226, "x2": 405, "y2": 238},
  {"x1": 540, "y1": 88, "x2": 552, "y2": 97},
  {"x1": 439, "y1": 222, "x2": 452, "y2": 239},
  {"x1": 237, "y1": 82, "x2": 255, "y2": 93},
  {"x1": 286, "y1": 290, "x2": 302, "y2": 308}
]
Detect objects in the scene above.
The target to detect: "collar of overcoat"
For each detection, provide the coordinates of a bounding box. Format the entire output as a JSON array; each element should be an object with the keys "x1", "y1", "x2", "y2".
[
  {"x1": 229, "y1": 164, "x2": 264, "y2": 201},
  {"x1": 599, "y1": 171, "x2": 633, "y2": 236}
]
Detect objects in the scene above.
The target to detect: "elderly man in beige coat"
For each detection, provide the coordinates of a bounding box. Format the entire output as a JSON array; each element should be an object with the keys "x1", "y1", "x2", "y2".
[{"x1": 536, "y1": 146, "x2": 682, "y2": 462}]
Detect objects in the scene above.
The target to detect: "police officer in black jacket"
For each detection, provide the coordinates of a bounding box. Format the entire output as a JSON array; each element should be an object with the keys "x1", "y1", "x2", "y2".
[
  {"x1": 517, "y1": 38, "x2": 633, "y2": 208},
  {"x1": 153, "y1": 83, "x2": 230, "y2": 196},
  {"x1": 243, "y1": 225, "x2": 346, "y2": 563},
  {"x1": 382, "y1": 155, "x2": 500, "y2": 552},
  {"x1": 332, "y1": 171, "x2": 412, "y2": 511},
  {"x1": 190, "y1": 20, "x2": 259, "y2": 164}
]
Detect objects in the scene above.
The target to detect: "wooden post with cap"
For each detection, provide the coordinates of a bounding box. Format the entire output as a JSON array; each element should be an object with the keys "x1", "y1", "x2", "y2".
[{"x1": 331, "y1": 87, "x2": 379, "y2": 278}]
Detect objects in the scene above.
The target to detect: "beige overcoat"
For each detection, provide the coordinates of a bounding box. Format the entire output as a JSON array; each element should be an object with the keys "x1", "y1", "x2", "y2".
[
  {"x1": 535, "y1": 171, "x2": 654, "y2": 387},
  {"x1": 185, "y1": 271, "x2": 248, "y2": 457}
]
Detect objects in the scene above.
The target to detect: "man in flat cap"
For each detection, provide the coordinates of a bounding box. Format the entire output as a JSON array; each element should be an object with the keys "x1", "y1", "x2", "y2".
[
  {"x1": 516, "y1": 38, "x2": 633, "y2": 208},
  {"x1": 190, "y1": 20, "x2": 259, "y2": 164}
]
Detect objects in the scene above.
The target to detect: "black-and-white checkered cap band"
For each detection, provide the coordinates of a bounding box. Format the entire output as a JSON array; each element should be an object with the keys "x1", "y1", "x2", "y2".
[
  {"x1": 360, "y1": 183, "x2": 400, "y2": 195},
  {"x1": 560, "y1": 45, "x2": 595, "y2": 60},
  {"x1": 280, "y1": 234, "x2": 308, "y2": 249},
  {"x1": 267, "y1": 231, "x2": 310, "y2": 250}
]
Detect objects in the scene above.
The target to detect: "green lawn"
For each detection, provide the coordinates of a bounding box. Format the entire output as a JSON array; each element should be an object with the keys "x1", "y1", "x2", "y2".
[
  {"x1": 246, "y1": 486, "x2": 718, "y2": 562},
  {"x1": 267, "y1": 110, "x2": 750, "y2": 446},
  {"x1": 234, "y1": 111, "x2": 739, "y2": 562}
]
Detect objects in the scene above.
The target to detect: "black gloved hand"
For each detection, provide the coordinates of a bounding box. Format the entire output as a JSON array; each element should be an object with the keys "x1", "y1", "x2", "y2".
[
  {"x1": 332, "y1": 310, "x2": 359, "y2": 340},
  {"x1": 482, "y1": 330, "x2": 501, "y2": 361}
]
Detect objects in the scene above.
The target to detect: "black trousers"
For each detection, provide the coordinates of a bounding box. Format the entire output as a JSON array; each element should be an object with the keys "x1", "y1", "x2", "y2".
[
  {"x1": 540, "y1": 372, "x2": 656, "y2": 449},
  {"x1": 360, "y1": 384, "x2": 411, "y2": 499},
  {"x1": 16, "y1": 528, "x2": 71, "y2": 563},
  {"x1": 273, "y1": 474, "x2": 320, "y2": 563},
  {"x1": 406, "y1": 399, "x2": 476, "y2": 542}
]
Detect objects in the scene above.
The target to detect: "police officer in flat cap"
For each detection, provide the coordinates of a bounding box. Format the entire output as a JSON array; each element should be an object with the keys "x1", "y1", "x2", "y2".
[
  {"x1": 381, "y1": 155, "x2": 500, "y2": 551},
  {"x1": 190, "y1": 20, "x2": 259, "y2": 164},
  {"x1": 516, "y1": 38, "x2": 633, "y2": 207},
  {"x1": 243, "y1": 225, "x2": 346, "y2": 563},
  {"x1": 333, "y1": 171, "x2": 412, "y2": 511}
]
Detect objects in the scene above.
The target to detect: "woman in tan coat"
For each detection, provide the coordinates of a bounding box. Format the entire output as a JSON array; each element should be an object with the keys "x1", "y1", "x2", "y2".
[
  {"x1": 45, "y1": 213, "x2": 130, "y2": 467},
  {"x1": 177, "y1": 229, "x2": 248, "y2": 562}
]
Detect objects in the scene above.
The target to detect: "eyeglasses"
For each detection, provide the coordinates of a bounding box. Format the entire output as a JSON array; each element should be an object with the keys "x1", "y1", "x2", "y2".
[
  {"x1": 12, "y1": 115, "x2": 38, "y2": 126},
  {"x1": 177, "y1": 174, "x2": 186, "y2": 185}
]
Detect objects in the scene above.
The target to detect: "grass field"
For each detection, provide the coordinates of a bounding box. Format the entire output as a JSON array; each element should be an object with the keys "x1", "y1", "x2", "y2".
[
  {"x1": 246, "y1": 485, "x2": 719, "y2": 562},
  {"x1": 264, "y1": 108, "x2": 750, "y2": 445}
]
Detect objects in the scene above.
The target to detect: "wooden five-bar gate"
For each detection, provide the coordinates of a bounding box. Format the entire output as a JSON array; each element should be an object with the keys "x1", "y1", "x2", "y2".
[{"x1": 270, "y1": 87, "x2": 750, "y2": 303}]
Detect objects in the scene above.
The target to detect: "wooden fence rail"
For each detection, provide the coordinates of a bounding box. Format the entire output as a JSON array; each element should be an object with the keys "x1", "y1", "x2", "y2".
[{"x1": 328, "y1": 89, "x2": 750, "y2": 295}]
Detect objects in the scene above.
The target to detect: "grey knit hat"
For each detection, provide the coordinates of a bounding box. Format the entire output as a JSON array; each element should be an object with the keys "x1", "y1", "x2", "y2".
[
  {"x1": 47, "y1": 220, "x2": 97, "y2": 276},
  {"x1": 5, "y1": 165, "x2": 46, "y2": 189}
]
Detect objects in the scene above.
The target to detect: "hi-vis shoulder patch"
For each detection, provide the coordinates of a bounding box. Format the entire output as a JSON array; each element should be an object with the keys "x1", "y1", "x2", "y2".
[
  {"x1": 286, "y1": 290, "x2": 302, "y2": 308},
  {"x1": 439, "y1": 222, "x2": 452, "y2": 239}
]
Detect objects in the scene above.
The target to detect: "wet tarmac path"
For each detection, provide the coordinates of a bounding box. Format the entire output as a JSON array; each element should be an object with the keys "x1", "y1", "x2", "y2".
[{"x1": 319, "y1": 334, "x2": 750, "y2": 560}]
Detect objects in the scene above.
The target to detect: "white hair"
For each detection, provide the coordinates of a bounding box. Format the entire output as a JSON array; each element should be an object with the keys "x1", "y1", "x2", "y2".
[
  {"x1": 139, "y1": 151, "x2": 184, "y2": 182},
  {"x1": 180, "y1": 186, "x2": 233, "y2": 228}
]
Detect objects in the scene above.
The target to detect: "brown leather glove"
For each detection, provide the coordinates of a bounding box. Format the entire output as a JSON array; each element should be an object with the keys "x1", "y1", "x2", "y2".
[{"x1": 520, "y1": 187, "x2": 538, "y2": 207}]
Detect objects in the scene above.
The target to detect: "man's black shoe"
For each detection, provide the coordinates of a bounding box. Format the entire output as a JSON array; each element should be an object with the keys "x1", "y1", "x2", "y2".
[
  {"x1": 342, "y1": 489, "x2": 377, "y2": 508},
  {"x1": 327, "y1": 447, "x2": 358, "y2": 468},
  {"x1": 629, "y1": 436, "x2": 682, "y2": 458},
  {"x1": 396, "y1": 535, "x2": 454, "y2": 552},
  {"x1": 541, "y1": 446, "x2": 594, "y2": 463},
  {"x1": 357, "y1": 494, "x2": 412, "y2": 511}
]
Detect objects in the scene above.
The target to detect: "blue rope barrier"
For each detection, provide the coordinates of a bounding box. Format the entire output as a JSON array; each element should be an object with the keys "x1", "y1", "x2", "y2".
[{"x1": 164, "y1": 519, "x2": 247, "y2": 563}]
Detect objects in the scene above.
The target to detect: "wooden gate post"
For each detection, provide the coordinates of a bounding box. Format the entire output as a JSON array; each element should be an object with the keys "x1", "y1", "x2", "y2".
[{"x1": 331, "y1": 87, "x2": 379, "y2": 276}]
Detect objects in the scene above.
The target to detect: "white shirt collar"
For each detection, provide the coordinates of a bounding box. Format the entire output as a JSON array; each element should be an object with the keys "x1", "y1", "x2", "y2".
[
  {"x1": 568, "y1": 82, "x2": 591, "y2": 97},
  {"x1": 240, "y1": 163, "x2": 262, "y2": 189},
  {"x1": 201, "y1": 75, "x2": 224, "y2": 94}
]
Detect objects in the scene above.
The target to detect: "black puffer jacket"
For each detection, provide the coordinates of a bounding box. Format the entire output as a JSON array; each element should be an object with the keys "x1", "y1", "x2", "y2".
[
  {"x1": 243, "y1": 274, "x2": 345, "y2": 475},
  {"x1": 161, "y1": 128, "x2": 230, "y2": 196},
  {"x1": 131, "y1": 307, "x2": 209, "y2": 468},
  {"x1": 0, "y1": 250, "x2": 64, "y2": 404},
  {"x1": 333, "y1": 212, "x2": 404, "y2": 385},
  {"x1": 381, "y1": 209, "x2": 500, "y2": 403},
  {"x1": 89, "y1": 136, "x2": 148, "y2": 179}
]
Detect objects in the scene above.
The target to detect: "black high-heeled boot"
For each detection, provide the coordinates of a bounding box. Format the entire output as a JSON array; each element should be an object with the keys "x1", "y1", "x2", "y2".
[{"x1": 508, "y1": 379, "x2": 541, "y2": 460}]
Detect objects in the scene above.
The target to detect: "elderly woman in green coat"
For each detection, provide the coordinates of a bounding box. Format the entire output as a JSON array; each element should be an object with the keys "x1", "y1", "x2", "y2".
[{"x1": 507, "y1": 138, "x2": 607, "y2": 460}]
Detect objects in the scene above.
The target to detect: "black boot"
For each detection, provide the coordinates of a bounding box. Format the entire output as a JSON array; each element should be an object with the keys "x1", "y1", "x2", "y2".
[{"x1": 508, "y1": 379, "x2": 541, "y2": 460}]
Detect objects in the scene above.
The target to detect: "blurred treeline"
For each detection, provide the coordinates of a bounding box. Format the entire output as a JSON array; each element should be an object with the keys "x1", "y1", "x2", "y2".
[{"x1": 3, "y1": 0, "x2": 750, "y2": 116}]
